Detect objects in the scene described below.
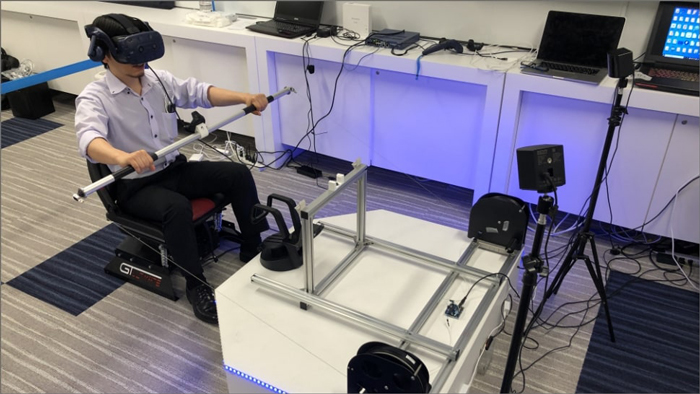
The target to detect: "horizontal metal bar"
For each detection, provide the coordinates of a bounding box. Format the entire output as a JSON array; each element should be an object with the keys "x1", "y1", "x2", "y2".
[
  {"x1": 300, "y1": 164, "x2": 368, "y2": 219},
  {"x1": 153, "y1": 131, "x2": 203, "y2": 158},
  {"x1": 208, "y1": 86, "x2": 295, "y2": 131},
  {"x1": 371, "y1": 237, "x2": 496, "y2": 280},
  {"x1": 320, "y1": 221, "x2": 496, "y2": 282},
  {"x1": 401, "y1": 242, "x2": 477, "y2": 351},
  {"x1": 401, "y1": 270, "x2": 460, "y2": 351},
  {"x1": 252, "y1": 274, "x2": 455, "y2": 357},
  {"x1": 318, "y1": 222, "x2": 358, "y2": 238},
  {"x1": 435, "y1": 283, "x2": 498, "y2": 390}
]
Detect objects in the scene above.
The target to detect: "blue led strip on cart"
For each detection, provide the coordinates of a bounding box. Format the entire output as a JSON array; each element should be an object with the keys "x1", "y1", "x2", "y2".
[
  {"x1": 1, "y1": 59, "x2": 101, "y2": 94},
  {"x1": 223, "y1": 364, "x2": 288, "y2": 394}
]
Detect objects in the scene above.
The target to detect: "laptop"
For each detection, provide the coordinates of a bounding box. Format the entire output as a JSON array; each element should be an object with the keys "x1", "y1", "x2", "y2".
[
  {"x1": 246, "y1": 1, "x2": 324, "y2": 39},
  {"x1": 522, "y1": 11, "x2": 626, "y2": 84},
  {"x1": 635, "y1": 2, "x2": 699, "y2": 96}
]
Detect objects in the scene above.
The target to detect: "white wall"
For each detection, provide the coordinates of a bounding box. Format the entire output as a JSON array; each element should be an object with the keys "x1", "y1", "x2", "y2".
[{"x1": 206, "y1": 1, "x2": 659, "y2": 57}]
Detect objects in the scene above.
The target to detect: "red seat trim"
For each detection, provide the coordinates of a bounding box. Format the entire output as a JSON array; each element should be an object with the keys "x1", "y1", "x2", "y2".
[{"x1": 191, "y1": 198, "x2": 216, "y2": 221}]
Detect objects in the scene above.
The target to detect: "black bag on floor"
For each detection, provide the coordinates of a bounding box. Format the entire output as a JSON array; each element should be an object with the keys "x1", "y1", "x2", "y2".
[{"x1": 1, "y1": 47, "x2": 20, "y2": 110}]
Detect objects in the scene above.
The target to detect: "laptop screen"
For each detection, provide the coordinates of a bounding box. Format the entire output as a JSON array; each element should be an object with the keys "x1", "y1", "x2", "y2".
[
  {"x1": 645, "y1": 2, "x2": 700, "y2": 67},
  {"x1": 662, "y1": 6, "x2": 700, "y2": 60},
  {"x1": 538, "y1": 11, "x2": 625, "y2": 68},
  {"x1": 274, "y1": 1, "x2": 324, "y2": 26}
]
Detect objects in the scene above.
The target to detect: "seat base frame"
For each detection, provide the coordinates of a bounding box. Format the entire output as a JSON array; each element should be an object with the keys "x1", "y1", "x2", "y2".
[
  {"x1": 105, "y1": 220, "x2": 246, "y2": 301},
  {"x1": 105, "y1": 243, "x2": 179, "y2": 301}
]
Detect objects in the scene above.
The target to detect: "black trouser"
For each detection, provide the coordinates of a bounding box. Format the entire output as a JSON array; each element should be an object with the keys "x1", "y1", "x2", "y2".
[{"x1": 115, "y1": 155, "x2": 269, "y2": 279}]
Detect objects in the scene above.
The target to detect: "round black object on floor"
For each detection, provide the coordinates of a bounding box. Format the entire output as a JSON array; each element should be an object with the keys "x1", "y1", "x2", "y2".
[{"x1": 347, "y1": 341, "x2": 431, "y2": 393}]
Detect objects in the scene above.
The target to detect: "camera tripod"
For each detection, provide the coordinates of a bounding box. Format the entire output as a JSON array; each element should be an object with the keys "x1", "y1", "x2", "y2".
[
  {"x1": 501, "y1": 194, "x2": 554, "y2": 393},
  {"x1": 542, "y1": 77, "x2": 632, "y2": 343}
]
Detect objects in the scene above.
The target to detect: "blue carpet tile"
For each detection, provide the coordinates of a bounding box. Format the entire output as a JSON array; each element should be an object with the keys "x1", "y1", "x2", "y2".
[
  {"x1": 7, "y1": 224, "x2": 126, "y2": 316},
  {"x1": 576, "y1": 271, "x2": 700, "y2": 393},
  {"x1": 1, "y1": 117, "x2": 62, "y2": 149}
]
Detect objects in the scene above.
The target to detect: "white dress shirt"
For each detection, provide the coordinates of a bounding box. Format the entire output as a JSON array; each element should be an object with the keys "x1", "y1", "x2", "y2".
[{"x1": 75, "y1": 67, "x2": 212, "y2": 179}]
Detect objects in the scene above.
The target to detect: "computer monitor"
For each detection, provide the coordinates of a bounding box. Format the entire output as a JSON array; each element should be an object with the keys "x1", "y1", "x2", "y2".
[{"x1": 274, "y1": 1, "x2": 324, "y2": 27}]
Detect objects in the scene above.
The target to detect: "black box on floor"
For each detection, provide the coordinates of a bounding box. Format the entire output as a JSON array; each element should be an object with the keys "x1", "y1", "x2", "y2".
[
  {"x1": 297, "y1": 165, "x2": 322, "y2": 178},
  {"x1": 7, "y1": 81, "x2": 55, "y2": 120}
]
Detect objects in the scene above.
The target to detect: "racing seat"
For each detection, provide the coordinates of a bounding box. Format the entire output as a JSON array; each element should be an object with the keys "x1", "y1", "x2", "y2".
[{"x1": 87, "y1": 160, "x2": 243, "y2": 300}]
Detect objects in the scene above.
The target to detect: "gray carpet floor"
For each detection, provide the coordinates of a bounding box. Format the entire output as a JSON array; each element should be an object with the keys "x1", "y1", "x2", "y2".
[{"x1": 1, "y1": 93, "x2": 698, "y2": 393}]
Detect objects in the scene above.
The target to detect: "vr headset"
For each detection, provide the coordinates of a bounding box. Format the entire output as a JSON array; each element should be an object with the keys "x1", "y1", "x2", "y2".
[{"x1": 85, "y1": 13, "x2": 164, "y2": 64}]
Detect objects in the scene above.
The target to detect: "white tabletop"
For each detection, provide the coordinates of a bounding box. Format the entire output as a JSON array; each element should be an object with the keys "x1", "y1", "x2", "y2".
[{"x1": 216, "y1": 209, "x2": 519, "y2": 393}]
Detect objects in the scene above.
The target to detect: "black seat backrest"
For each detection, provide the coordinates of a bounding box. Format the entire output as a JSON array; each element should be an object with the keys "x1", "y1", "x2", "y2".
[{"x1": 86, "y1": 160, "x2": 120, "y2": 215}]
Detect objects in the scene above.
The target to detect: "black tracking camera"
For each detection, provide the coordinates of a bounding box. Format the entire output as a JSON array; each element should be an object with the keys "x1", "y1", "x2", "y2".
[{"x1": 516, "y1": 144, "x2": 566, "y2": 193}]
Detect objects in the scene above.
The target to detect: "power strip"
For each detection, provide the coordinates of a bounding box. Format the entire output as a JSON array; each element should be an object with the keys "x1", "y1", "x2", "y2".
[
  {"x1": 221, "y1": 141, "x2": 264, "y2": 168},
  {"x1": 656, "y1": 252, "x2": 695, "y2": 266},
  {"x1": 232, "y1": 149, "x2": 264, "y2": 168}
]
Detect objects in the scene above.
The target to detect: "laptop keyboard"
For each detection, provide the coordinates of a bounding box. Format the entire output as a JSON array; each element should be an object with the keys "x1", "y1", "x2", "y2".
[
  {"x1": 541, "y1": 61, "x2": 599, "y2": 75},
  {"x1": 648, "y1": 68, "x2": 699, "y2": 82},
  {"x1": 268, "y1": 21, "x2": 309, "y2": 33}
]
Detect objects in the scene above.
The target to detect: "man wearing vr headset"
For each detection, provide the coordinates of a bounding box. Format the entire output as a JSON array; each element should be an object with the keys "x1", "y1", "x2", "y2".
[{"x1": 75, "y1": 13, "x2": 270, "y2": 324}]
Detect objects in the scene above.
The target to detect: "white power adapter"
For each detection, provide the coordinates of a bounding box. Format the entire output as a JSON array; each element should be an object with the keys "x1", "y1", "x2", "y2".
[
  {"x1": 216, "y1": 147, "x2": 231, "y2": 157},
  {"x1": 189, "y1": 153, "x2": 204, "y2": 162}
]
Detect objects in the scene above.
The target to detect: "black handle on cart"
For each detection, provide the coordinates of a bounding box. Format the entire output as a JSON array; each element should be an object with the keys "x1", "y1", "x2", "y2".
[{"x1": 251, "y1": 193, "x2": 302, "y2": 243}]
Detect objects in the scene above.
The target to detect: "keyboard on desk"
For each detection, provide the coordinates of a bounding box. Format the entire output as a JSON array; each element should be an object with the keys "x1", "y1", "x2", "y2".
[
  {"x1": 541, "y1": 61, "x2": 599, "y2": 75},
  {"x1": 266, "y1": 20, "x2": 311, "y2": 33},
  {"x1": 246, "y1": 19, "x2": 315, "y2": 38},
  {"x1": 648, "y1": 68, "x2": 699, "y2": 82}
]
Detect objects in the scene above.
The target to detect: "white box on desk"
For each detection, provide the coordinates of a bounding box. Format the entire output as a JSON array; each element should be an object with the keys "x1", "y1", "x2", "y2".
[{"x1": 343, "y1": 3, "x2": 371, "y2": 38}]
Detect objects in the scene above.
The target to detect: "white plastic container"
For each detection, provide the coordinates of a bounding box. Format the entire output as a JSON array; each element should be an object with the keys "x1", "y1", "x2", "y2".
[{"x1": 199, "y1": 1, "x2": 213, "y2": 12}]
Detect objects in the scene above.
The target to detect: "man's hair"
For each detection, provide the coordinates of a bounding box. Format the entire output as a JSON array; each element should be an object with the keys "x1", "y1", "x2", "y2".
[
  {"x1": 91, "y1": 14, "x2": 150, "y2": 68},
  {"x1": 92, "y1": 14, "x2": 150, "y2": 39}
]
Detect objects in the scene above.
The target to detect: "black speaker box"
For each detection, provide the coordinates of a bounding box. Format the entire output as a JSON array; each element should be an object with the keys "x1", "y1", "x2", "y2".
[
  {"x1": 607, "y1": 47, "x2": 634, "y2": 79},
  {"x1": 516, "y1": 144, "x2": 565, "y2": 193}
]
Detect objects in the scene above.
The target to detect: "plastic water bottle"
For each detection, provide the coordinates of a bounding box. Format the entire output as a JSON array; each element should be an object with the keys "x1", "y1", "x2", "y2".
[{"x1": 199, "y1": 1, "x2": 213, "y2": 12}]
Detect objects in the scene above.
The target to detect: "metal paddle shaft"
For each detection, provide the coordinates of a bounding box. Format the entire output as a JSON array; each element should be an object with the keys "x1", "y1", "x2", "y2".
[{"x1": 73, "y1": 86, "x2": 295, "y2": 202}]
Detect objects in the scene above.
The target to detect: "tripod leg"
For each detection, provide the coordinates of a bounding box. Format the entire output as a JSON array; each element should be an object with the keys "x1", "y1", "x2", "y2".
[
  {"x1": 547, "y1": 234, "x2": 582, "y2": 297},
  {"x1": 587, "y1": 237, "x2": 615, "y2": 342}
]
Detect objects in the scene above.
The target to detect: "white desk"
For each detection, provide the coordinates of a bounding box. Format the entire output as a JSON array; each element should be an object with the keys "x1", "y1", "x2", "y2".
[
  {"x1": 492, "y1": 68, "x2": 699, "y2": 243},
  {"x1": 3, "y1": 1, "x2": 697, "y2": 240},
  {"x1": 254, "y1": 33, "x2": 507, "y2": 199},
  {"x1": 216, "y1": 210, "x2": 519, "y2": 393}
]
